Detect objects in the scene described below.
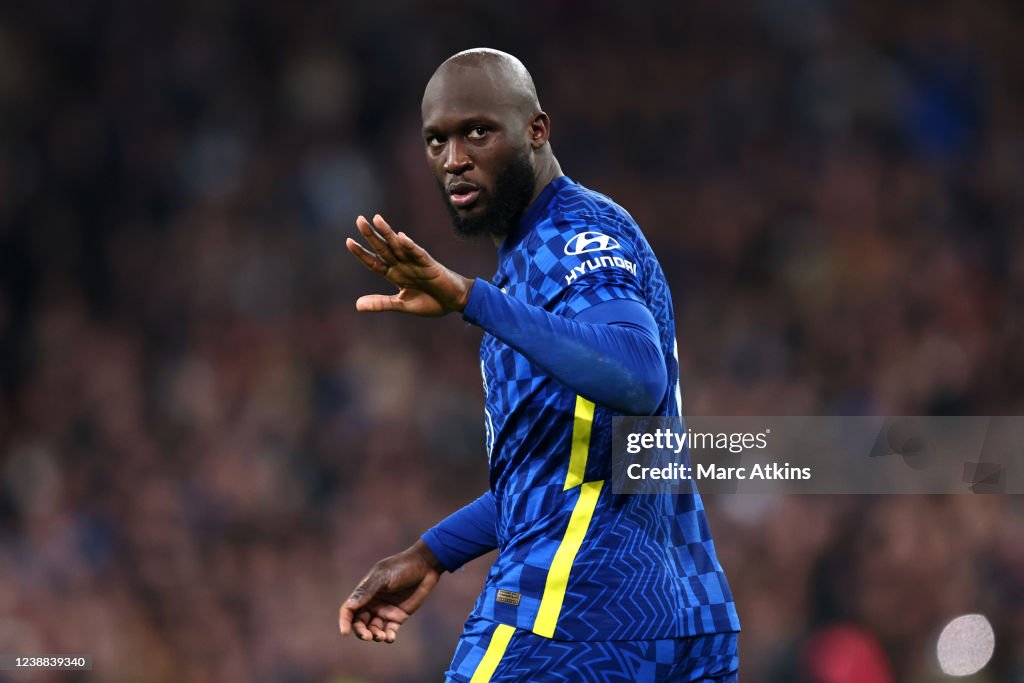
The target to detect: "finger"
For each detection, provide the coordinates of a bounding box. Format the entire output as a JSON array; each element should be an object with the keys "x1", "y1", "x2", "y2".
[
  {"x1": 388, "y1": 229, "x2": 414, "y2": 261},
  {"x1": 376, "y1": 606, "x2": 411, "y2": 643},
  {"x1": 356, "y1": 215, "x2": 398, "y2": 263},
  {"x1": 339, "y1": 602, "x2": 356, "y2": 636},
  {"x1": 397, "y1": 232, "x2": 434, "y2": 267},
  {"x1": 368, "y1": 615, "x2": 388, "y2": 642},
  {"x1": 370, "y1": 214, "x2": 405, "y2": 255},
  {"x1": 374, "y1": 604, "x2": 411, "y2": 624},
  {"x1": 383, "y1": 619, "x2": 402, "y2": 643},
  {"x1": 345, "y1": 572, "x2": 388, "y2": 612},
  {"x1": 352, "y1": 619, "x2": 373, "y2": 641},
  {"x1": 340, "y1": 586, "x2": 380, "y2": 636},
  {"x1": 354, "y1": 610, "x2": 375, "y2": 641},
  {"x1": 355, "y1": 294, "x2": 406, "y2": 313},
  {"x1": 346, "y1": 238, "x2": 390, "y2": 275}
]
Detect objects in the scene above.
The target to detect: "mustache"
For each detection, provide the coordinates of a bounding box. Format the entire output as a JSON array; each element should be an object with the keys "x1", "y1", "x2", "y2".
[{"x1": 436, "y1": 153, "x2": 536, "y2": 240}]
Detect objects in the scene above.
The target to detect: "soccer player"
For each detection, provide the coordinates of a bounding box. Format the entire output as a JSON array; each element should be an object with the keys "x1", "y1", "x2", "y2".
[{"x1": 339, "y1": 48, "x2": 740, "y2": 682}]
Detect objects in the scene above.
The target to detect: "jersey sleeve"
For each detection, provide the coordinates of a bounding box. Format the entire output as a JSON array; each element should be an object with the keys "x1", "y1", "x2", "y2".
[
  {"x1": 462, "y1": 281, "x2": 666, "y2": 415},
  {"x1": 421, "y1": 491, "x2": 498, "y2": 572},
  {"x1": 537, "y1": 213, "x2": 648, "y2": 318}
]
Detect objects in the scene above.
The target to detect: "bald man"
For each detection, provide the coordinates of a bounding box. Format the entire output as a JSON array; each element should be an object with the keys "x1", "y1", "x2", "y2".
[{"x1": 341, "y1": 49, "x2": 740, "y2": 682}]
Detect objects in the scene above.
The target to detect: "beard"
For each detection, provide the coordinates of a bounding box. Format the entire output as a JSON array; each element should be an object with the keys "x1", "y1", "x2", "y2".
[{"x1": 438, "y1": 150, "x2": 536, "y2": 239}]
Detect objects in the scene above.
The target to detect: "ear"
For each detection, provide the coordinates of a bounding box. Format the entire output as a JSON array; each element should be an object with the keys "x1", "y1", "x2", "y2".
[{"x1": 528, "y1": 112, "x2": 550, "y2": 149}]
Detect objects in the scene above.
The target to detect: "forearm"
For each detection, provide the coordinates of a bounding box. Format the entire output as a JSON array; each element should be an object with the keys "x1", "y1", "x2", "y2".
[
  {"x1": 463, "y1": 280, "x2": 667, "y2": 415},
  {"x1": 421, "y1": 491, "x2": 498, "y2": 572}
]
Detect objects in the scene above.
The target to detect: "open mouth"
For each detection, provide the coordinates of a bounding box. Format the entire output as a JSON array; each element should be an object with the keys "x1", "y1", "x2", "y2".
[{"x1": 448, "y1": 182, "x2": 480, "y2": 208}]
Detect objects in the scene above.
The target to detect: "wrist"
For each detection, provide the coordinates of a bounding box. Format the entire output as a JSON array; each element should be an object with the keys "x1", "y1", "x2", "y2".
[
  {"x1": 411, "y1": 539, "x2": 446, "y2": 574},
  {"x1": 455, "y1": 276, "x2": 476, "y2": 312}
]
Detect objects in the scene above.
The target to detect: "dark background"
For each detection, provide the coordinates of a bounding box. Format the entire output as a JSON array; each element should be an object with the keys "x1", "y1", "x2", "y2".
[{"x1": 1, "y1": 0, "x2": 1022, "y2": 681}]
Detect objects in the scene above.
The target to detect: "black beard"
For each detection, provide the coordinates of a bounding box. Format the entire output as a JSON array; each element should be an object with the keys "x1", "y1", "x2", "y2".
[{"x1": 438, "y1": 152, "x2": 536, "y2": 239}]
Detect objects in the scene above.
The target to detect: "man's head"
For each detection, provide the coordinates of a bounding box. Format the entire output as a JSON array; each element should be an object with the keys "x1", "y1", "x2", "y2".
[{"x1": 421, "y1": 49, "x2": 555, "y2": 239}]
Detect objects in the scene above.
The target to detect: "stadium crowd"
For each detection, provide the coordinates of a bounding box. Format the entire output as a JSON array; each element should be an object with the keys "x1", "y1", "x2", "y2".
[{"x1": 1, "y1": 1, "x2": 1022, "y2": 681}]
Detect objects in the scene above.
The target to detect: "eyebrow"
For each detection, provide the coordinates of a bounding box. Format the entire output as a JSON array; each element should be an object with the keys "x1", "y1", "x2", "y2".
[{"x1": 422, "y1": 114, "x2": 502, "y2": 136}]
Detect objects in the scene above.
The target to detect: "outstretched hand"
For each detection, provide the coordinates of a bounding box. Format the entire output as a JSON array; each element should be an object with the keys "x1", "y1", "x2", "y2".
[
  {"x1": 346, "y1": 214, "x2": 475, "y2": 316},
  {"x1": 339, "y1": 541, "x2": 444, "y2": 644}
]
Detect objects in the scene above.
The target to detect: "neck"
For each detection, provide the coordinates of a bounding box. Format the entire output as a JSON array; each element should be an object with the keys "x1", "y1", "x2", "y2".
[
  {"x1": 493, "y1": 151, "x2": 562, "y2": 248},
  {"x1": 531, "y1": 151, "x2": 562, "y2": 205}
]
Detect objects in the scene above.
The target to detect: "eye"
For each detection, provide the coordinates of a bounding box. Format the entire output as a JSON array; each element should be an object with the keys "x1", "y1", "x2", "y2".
[
  {"x1": 425, "y1": 134, "x2": 445, "y2": 148},
  {"x1": 467, "y1": 126, "x2": 487, "y2": 140}
]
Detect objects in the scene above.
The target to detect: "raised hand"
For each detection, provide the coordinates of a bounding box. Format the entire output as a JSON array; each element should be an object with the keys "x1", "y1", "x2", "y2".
[
  {"x1": 339, "y1": 540, "x2": 444, "y2": 644},
  {"x1": 346, "y1": 214, "x2": 475, "y2": 316}
]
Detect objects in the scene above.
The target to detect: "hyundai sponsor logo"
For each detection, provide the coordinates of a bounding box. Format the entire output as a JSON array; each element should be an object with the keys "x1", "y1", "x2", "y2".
[{"x1": 564, "y1": 231, "x2": 621, "y2": 255}]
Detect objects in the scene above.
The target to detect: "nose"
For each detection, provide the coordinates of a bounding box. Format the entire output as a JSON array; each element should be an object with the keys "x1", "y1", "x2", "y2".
[{"x1": 444, "y1": 139, "x2": 473, "y2": 174}]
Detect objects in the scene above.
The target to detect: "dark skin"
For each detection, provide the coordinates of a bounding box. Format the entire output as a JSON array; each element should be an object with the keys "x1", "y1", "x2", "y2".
[
  {"x1": 343, "y1": 52, "x2": 561, "y2": 317},
  {"x1": 339, "y1": 50, "x2": 561, "y2": 643}
]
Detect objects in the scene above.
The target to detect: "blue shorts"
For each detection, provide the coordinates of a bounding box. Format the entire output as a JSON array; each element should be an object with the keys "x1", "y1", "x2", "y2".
[{"x1": 445, "y1": 616, "x2": 739, "y2": 682}]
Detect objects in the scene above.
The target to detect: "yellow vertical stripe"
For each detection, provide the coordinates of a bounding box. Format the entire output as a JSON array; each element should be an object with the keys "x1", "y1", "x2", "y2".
[
  {"x1": 532, "y1": 479, "x2": 604, "y2": 638},
  {"x1": 564, "y1": 396, "x2": 595, "y2": 490},
  {"x1": 469, "y1": 624, "x2": 516, "y2": 683}
]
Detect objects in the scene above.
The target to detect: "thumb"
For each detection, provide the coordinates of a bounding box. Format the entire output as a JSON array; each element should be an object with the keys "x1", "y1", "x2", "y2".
[
  {"x1": 346, "y1": 581, "x2": 378, "y2": 610},
  {"x1": 347, "y1": 570, "x2": 390, "y2": 609},
  {"x1": 339, "y1": 573, "x2": 387, "y2": 637},
  {"x1": 355, "y1": 294, "x2": 405, "y2": 313}
]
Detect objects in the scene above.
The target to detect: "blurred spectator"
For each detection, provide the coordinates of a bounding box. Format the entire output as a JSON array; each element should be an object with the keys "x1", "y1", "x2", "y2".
[
  {"x1": 0, "y1": 1, "x2": 1022, "y2": 681},
  {"x1": 799, "y1": 625, "x2": 894, "y2": 683}
]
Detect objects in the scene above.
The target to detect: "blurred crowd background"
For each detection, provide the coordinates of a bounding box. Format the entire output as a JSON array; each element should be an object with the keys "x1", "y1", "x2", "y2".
[{"x1": 1, "y1": 0, "x2": 1023, "y2": 681}]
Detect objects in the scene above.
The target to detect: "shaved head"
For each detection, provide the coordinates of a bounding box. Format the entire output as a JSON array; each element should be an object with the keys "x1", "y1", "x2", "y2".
[
  {"x1": 420, "y1": 48, "x2": 561, "y2": 241},
  {"x1": 423, "y1": 48, "x2": 541, "y2": 120}
]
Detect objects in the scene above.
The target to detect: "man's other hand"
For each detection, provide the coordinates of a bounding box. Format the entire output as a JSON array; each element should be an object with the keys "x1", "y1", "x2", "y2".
[{"x1": 339, "y1": 540, "x2": 444, "y2": 644}]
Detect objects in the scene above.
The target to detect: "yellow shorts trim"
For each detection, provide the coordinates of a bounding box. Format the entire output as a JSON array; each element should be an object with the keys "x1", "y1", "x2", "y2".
[{"x1": 469, "y1": 624, "x2": 516, "y2": 683}]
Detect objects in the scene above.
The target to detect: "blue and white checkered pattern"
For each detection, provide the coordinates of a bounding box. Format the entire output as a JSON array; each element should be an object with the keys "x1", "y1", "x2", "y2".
[{"x1": 474, "y1": 176, "x2": 740, "y2": 641}]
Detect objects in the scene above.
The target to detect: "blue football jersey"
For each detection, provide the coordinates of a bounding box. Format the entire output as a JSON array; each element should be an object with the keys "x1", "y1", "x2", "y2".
[{"x1": 471, "y1": 176, "x2": 740, "y2": 641}]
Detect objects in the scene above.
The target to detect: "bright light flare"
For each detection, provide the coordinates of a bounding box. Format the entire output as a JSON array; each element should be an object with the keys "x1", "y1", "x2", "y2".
[{"x1": 936, "y1": 614, "x2": 995, "y2": 677}]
